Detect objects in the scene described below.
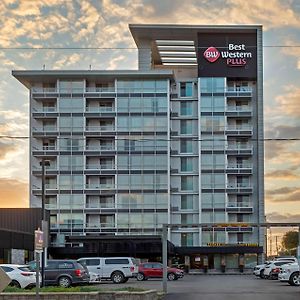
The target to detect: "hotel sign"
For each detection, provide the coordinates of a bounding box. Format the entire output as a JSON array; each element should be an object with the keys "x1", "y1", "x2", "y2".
[{"x1": 197, "y1": 31, "x2": 257, "y2": 77}]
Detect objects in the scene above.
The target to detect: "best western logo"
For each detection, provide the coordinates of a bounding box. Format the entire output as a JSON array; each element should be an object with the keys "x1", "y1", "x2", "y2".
[{"x1": 203, "y1": 44, "x2": 252, "y2": 66}]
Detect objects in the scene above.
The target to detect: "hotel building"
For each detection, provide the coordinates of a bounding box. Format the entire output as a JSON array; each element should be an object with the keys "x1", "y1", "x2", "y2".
[{"x1": 13, "y1": 24, "x2": 264, "y2": 271}]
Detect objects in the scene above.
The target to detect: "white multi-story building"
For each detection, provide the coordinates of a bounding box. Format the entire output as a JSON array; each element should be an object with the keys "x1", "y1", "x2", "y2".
[{"x1": 13, "y1": 24, "x2": 264, "y2": 270}]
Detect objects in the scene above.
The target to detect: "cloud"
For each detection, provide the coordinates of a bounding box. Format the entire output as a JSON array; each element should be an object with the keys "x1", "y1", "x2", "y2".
[
  {"x1": 265, "y1": 170, "x2": 300, "y2": 180},
  {"x1": 266, "y1": 212, "x2": 300, "y2": 223},
  {"x1": 266, "y1": 187, "x2": 300, "y2": 202},
  {"x1": 275, "y1": 86, "x2": 300, "y2": 117},
  {"x1": 0, "y1": 178, "x2": 28, "y2": 208},
  {"x1": 0, "y1": 141, "x2": 17, "y2": 159}
]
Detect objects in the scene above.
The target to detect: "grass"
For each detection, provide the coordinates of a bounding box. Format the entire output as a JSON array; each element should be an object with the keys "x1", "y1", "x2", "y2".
[{"x1": 3, "y1": 286, "x2": 147, "y2": 293}]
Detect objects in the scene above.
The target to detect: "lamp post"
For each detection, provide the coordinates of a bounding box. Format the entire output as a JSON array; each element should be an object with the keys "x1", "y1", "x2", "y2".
[{"x1": 40, "y1": 159, "x2": 50, "y2": 287}]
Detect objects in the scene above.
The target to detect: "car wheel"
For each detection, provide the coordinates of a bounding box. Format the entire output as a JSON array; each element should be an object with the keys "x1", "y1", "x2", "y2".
[
  {"x1": 58, "y1": 276, "x2": 72, "y2": 288},
  {"x1": 259, "y1": 269, "x2": 264, "y2": 279},
  {"x1": 167, "y1": 272, "x2": 176, "y2": 281},
  {"x1": 10, "y1": 280, "x2": 21, "y2": 289},
  {"x1": 289, "y1": 272, "x2": 300, "y2": 286},
  {"x1": 111, "y1": 271, "x2": 125, "y2": 284},
  {"x1": 122, "y1": 277, "x2": 129, "y2": 283},
  {"x1": 137, "y1": 273, "x2": 145, "y2": 281}
]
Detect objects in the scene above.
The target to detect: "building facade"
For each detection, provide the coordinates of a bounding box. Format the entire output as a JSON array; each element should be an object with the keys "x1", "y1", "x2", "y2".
[{"x1": 13, "y1": 24, "x2": 264, "y2": 271}]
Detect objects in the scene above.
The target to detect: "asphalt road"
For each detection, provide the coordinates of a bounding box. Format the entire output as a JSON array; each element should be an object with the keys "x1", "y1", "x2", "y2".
[{"x1": 95, "y1": 275, "x2": 300, "y2": 300}]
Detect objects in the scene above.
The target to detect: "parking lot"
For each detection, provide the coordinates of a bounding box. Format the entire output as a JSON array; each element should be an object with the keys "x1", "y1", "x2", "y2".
[{"x1": 95, "y1": 275, "x2": 300, "y2": 300}]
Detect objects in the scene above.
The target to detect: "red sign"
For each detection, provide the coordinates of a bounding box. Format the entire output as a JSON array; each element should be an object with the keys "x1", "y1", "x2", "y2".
[{"x1": 203, "y1": 46, "x2": 220, "y2": 63}]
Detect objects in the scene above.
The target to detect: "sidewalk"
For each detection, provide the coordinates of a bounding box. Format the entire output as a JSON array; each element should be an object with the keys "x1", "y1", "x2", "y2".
[{"x1": 188, "y1": 269, "x2": 253, "y2": 275}]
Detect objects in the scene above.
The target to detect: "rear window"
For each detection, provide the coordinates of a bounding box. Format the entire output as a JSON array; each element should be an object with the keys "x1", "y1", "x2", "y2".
[
  {"x1": 0, "y1": 266, "x2": 14, "y2": 272},
  {"x1": 143, "y1": 264, "x2": 152, "y2": 269},
  {"x1": 105, "y1": 259, "x2": 129, "y2": 265},
  {"x1": 58, "y1": 262, "x2": 74, "y2": 269},
  {"x1": 85, "y1": 259, "x2": 100, "y2": 266}
]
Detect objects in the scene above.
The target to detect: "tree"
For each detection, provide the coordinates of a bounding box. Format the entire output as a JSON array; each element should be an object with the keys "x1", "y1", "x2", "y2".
[{"x1": 281, "y1": 231, "x2": 299, "y2": 255}]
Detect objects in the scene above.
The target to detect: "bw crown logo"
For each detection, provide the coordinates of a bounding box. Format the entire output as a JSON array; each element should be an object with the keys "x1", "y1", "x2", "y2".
[{"x1": 203, "y1": 46, "x2": 220, "y2": 63}]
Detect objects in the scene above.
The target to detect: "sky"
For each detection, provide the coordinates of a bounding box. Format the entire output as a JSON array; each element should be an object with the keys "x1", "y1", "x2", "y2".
[{"x1": 0, "y1": 0, "x2": 300, "y2": 244}]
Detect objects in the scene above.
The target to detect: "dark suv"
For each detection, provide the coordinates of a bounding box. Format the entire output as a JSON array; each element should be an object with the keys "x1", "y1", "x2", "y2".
[{"x1": 28, "y1": 260, "x2": 90, "y2": 287}]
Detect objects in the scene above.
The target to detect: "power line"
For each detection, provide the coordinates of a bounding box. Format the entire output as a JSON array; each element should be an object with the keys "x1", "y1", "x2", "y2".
[
  {"x1": 1, "y1": 135, "x2": 300, "y2": 141},
  {"x1": 0, "y1": 45, "x2": 300, "y2": 50}
]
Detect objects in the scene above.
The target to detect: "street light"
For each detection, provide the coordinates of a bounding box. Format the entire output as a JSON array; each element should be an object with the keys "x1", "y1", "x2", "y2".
[{"x1": 40, "y1": 158, "x2": 50, "y2": 287}]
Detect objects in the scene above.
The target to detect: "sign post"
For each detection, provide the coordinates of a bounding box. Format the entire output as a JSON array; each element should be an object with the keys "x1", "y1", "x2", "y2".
[
  {"x1": 35, "y1": 228, "x2": 43, "y2": 300},
  {"x1": 0, "y1": 267, "x2": 11, "y2": 292}
]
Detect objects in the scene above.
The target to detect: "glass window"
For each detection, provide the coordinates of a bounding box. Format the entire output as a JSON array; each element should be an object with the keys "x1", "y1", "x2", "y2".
[
  {"x1": 213, "y1": 96, "x2": 225, "y2": 112},
  {"x1": 181, "y1": 157, "x2": 193, "y2": 172},
  {"x1": 59, "y1": 80, "x2": 84, "y2": 93},
  {"x1": 117, "y1": 97, "x2": 129, "y2": 112},
  {"x1": 181, "y1": 195, "x2": 193, "y2": 209},
  {"x1": 58, "y1": 98, "x2": 83, "y2": 112},
  {"x1": 181, "y1": 233, "x2": 193, "y2": 246},
  {"x1": 181, "y1": 214, "x2": 193, "y2": 224},
  {"x1": 180, "y1": 120, "x2": 193, "y2": 135},
  {"x1": 117, "y1": 117, "x2": 128, "y2": 130},
  {"x1": 180, "y1": 140, "x2": 193, "y2": 153},
  {"x1": 180, "y1": 102, "x2": 193, "y2": 116},
  {"x1": 181, "y1": 176, "x2": 193, "y2": 191},
  {"x1": 202, "y1": 193, "x2": 213, "y2": 209},
  {"x1": 180, "y1": 82, "x2": 193, "y2": 97},
  {"x1": 200, "y1": 96, "x2": 212, "y2": 112}
]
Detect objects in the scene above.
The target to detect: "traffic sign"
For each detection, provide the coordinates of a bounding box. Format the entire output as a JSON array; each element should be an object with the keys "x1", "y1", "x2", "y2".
[
  {"x1": 35, "y1": 229, "x2": 44, "y2": 252},
  {"x1": 0, "y1": 267, "x2": 11, "y2": 292}
]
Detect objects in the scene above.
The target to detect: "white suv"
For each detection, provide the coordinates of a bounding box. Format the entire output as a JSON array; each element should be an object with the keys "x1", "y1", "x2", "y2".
[
  {"x1": 263, "y1": 259, "x2": 296, "y2": 279},
  {"x1": 78, "y1": 257, "x2": 138, "y2": 283},
  {"x1": 278, "y1": 262, "x2": 300, "y2": 286},
  {"x1": 0, "y1": 264, "x2": 39, "y2": 289}
]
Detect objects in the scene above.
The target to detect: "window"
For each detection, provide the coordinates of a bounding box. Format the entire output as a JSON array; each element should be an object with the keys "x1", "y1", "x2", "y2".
[
  {"x1": 180, "y1": 140, "x2": 193, "y2": 153},
  {"x1": 180, "y1": 102, "x2": 193, "y2": 116},
  {"x1": 181, "y1": 233, "x2": 193, "y2": 246},
  {"x1": 46, "y1": 261, "x2": 57, "y2": 269},
  {"x1": 105, "y1": 259, "x2": 129, "y2": 265},
  {"x1": 85, "y1": 259, "x2": 100, "y2": 266},
  {"x1": 1, "y1": 266, "x2": 13, "y2": 272},
  {"x1": 181, "y1": 157, "x2": 193, "y2": 172},
  {"x1": 180, "y1": 82, "x2": 193, "y2": 97},
  {"x1": 181, "y1": 176, "x2": 193, "y2": 191},
  {"x1": 181, "y1": 195, "x2": 193, "y2": 209},
  {"x1": 58, "y1": 262, "x2": 74, "y2": 269},
  {"x1": 181, "y1": 214, "x2": 193, "y2": 224},
  {"x1": 180, "y1": 120, "x2": 193, "y2": 135}
]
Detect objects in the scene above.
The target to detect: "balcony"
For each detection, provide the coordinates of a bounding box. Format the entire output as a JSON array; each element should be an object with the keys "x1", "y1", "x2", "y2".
[
  {"x1": 85, "y1": 106, "x2": 115, "y2": 113},
  {"x1": 225, "y1": 87, "x2": 252, "y2": 97},
  {"x1": 226, "y1": 163, "x2": 252, "y2": 174},
  {"x1": 85, "y1": 145, "x2": 115, "y2": 151},
  {"x1": 32, "y1": 87, "x2": 57, "y2": 94},
  {"x1": 85, "y1": 87, "x2": 115, "y2": 93},
  {"x1": 226, "y1": 202, "x2": 254, "y2": 213},
  {"x1": 226, "y1": 105, "x2": 252, "y2": 117},
  {"x1": 226, "y1": 183, "x2": 253, "y2": 194},
  {"x1": 225, "y1": 125, "x2": 252, "y2": 136},
  {"x1": 85, "y1": 125, "x2": 115, "y2": 132},
  {"x1": 32, "y1": 126, "x2": 58, "y2": 136},
  {"x1": 85, "y1": 222, "x2": 115, "y2": 229},
  {"x1": 86, "y1": 164, "x2": 115, "y2": 170},
  {"x1": 85, "y1": 183, "x2": 115, "y2": 189}
]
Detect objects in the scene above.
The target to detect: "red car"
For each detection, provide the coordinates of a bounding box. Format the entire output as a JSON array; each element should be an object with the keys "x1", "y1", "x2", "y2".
[{"x1": 137, "y1": 262, "x2": 184, "y2": 281}]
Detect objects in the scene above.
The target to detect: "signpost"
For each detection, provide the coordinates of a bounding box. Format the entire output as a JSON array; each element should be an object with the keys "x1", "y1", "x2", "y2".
[
  {"x1": 0, "y1": 267, "x2": 11, "y2": 292},
  {"x1": 35, "y1": 228, "x2": 43, "y2": 300}
]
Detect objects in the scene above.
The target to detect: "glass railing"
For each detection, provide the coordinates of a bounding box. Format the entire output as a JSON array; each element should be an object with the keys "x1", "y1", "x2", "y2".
[
  {"x1": 226, "y1": 125, "x2": 253, "y2": 131},
  {"x1": 32, "y1": 145, "x2": 56, "y2": 151},
  {"x1": 86, "y1": 164, "x2": 115, "y2": 170},
  {"x1": 85, "y1": 125, "x2": 115, "y2": 131},
  {"x1": 85, "y1": 183, "x2": 115, "y2": 189},
  {"x1": 85, "y1": 203, "x2": 115, "y2": 209},
  {"x1": 226, "y1": 183, "x2": 252, "y2": 189},
  {"x1": 226, "y1": 144, "x2": 253, "y2": 150},
  {"x1": 226, "y1": 86, "x2": 252, "y2": 92},
  {"x1": 85, "y1": 106, "x2": 115, "y2": 112},
  {"x1": 86, "y1": 87, "x2": 115, "y2": 93},
  {"x1": 227, "y1": 202, "x2": 253, "y2": 208},
  {"x1": 33, "y1": 107, "x2": 57, "y2": 112},
  {"x1": 32, "y1": 87, "x2": 57, "y2": 93},
  {"x1": 86, "y1": 145, "x2": 115, "y2": 151},
  {"x1": 226, "y1": 106, "x2": 252, "y2": 112},
  {"x1": 33, "y1": 126, "x2": 57, "y2": 132},
  {"x1": 85, "y1": 222, "x2": 115, "y2": 228},
  {"x1": 226, "y1": 163, "x2": 252, "y2": 169}
]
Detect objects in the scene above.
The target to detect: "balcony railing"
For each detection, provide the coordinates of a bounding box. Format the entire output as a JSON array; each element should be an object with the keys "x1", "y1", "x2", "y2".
[
  {"x1": 226, "y1": 163, "x2": 252, "y2": 169},
  {"x1": 226, "y1": 87, "x2": 252, "y2": 92},
  {"x1": 226, "y1": 106, "x2": 252, "y2": 112},
  {"x1": 226, "y1": 144, "x2": 253, "y2": 150},
  {"x1": 33, "y1": 107, "x2": 57, "y2": 113},
  {"x1": 85, "y1": 183, "x2": 115, "y2": 189},
  {"x1": 85, "y1": 203, "x2": 115, "y2": 209},
  {"x1": 85, "y1": 106, "x2": 115, "y2": 112},
  {"x1": 86, "y1": 145, "x2": 115, "y2": 151},
  {"x1": 86, "y1": 164, "x2": 115, "y2": 170},
  {"x1": 33, "y1": 126, "x2": 57, "y2": 132},
  {"x1": 85, "y1": 222, "x2": 115, "y2": 228},
  {"x1": 85, "y1": 125, "x2": 115, "y2": 131},
  {"x1": 226, "y1": 125, "x2": 252, "y2": 131},
  {"x1": 227, "y1": 202, "x2": 253, "y2": 208},
  {"x1": 226, "y1": 183, "x2": 252, "y2": 189},
  {"x1": 32, "y1": 145, "x2": 57, "y2": 151},
  {"x1": 32, "y1": 87, "x2": 57, "y2": 93},
  {"x1": 86, "y1": 87, "x2": 115, "y2": 93}
]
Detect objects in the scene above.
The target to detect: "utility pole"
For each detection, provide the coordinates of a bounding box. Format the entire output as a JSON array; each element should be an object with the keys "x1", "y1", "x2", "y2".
[{"x1": 40, "y1": 159, "x2": 50, "y2": 287}]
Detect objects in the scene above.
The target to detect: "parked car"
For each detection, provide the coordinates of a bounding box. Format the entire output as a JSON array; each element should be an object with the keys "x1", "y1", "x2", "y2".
[
  {"x1": 0, "y1": 264, "x2": 38, "y2": 289},
  {"x1": 278, "y1": 262, "x2": 300, "y2": 286},
  {"x1": 27, "y1": 260, "x2": 89, "y2": 287},
  {"x1": 77, "y1": 257, "x2": 138, "y2": 284},
  {"x1": 89, "y1": 272, "x2": 100, "y2": 283},
  {"x1": 137, "y1": 262, "x2": 184, "y2": 281},
  {"x1": 263, "y1": 259, "x2": 296, "y2": 279},
  {"x1": 254, "y1": 257, "x2": 298, "y2": 279}
]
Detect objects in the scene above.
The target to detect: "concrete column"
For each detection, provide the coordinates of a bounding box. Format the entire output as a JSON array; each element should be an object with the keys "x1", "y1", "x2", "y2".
[{"x1": 138, "y1": 39, "x2": 152, "y2": 71}]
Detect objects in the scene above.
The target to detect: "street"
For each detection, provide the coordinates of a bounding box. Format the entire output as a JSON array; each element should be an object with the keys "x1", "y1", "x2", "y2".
[{"x1": 95, "y1": 275, "x2": 300, "y2": 300}]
